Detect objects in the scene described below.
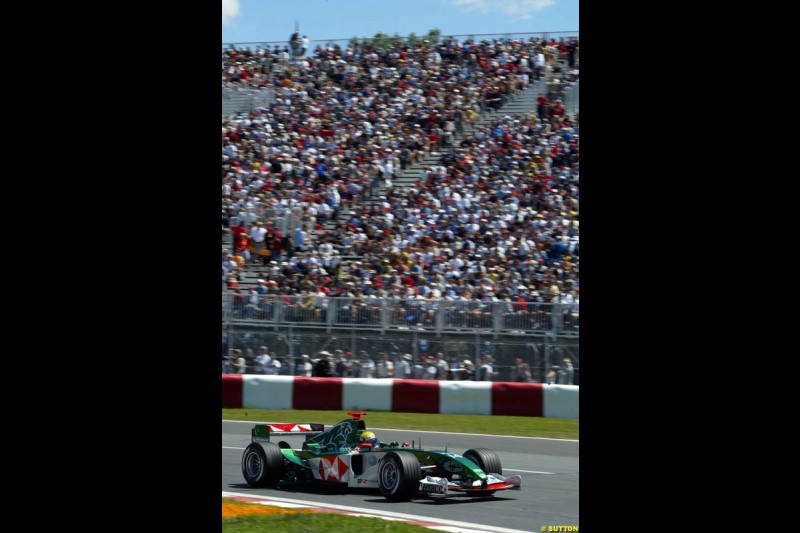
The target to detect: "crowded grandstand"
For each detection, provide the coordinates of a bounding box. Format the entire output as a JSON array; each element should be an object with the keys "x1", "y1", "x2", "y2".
[{"x1": 222, "y1": 33, "x2": 578, "y2": 383}]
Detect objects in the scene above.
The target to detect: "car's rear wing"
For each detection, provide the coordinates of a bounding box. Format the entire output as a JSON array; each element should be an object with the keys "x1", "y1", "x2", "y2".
[{"x1": 251, "y1": 423, "x2": 325, "y2": 443}]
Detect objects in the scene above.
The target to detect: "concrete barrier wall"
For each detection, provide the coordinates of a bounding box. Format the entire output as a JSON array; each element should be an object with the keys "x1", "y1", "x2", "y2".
[
  {"x1": 222, "y1": 376, "x2": 578, "y2": 419},
  {"x1": 542, "y1": 384, "x2": 580, "y2": 419}
]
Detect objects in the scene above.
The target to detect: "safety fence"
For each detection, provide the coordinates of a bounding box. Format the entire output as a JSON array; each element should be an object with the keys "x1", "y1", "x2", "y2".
[
  {"x1": 226, "y1": 204, "x2": 305, "y2": 235},
  {"x1": 221, "y1": 327, "x2": 579, "y2": 385},
  {"x1": 223, "y1": 295, "x2": 578, "y2": 336},
  {"x1": 223, "y1": 31, "x2": 579, "y2": 52},
  {"x1": 222, "y1": 86, "x2": 276, "y2": 117}
]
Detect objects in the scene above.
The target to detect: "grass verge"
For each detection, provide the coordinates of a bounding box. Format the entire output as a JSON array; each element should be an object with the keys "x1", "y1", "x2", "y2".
[
  {"x1": 222, "y1": 499, "x2": 431, "y2": 532},
  {"x1": 222, "y1": 409, "x2": 578, "y2": 440}
]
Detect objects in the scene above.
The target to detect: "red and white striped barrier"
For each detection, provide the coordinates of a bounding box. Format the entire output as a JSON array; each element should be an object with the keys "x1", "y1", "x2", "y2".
[{"x1": 222, "y1": 375, "x2": 578, "y2": 419}]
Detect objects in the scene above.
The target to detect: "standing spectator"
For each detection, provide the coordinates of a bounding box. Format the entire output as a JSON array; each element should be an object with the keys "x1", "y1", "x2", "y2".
[
  {"x1": 250, "y1": 222, "x2": 266, "y2": 262},
  {"x1": 289, "y1": 30, "x2": 300, "y2": 60},
  {"x1": 359, "y1": 352, "x2": 376, "y2": 378},
  {"x1": 301, "y1": 35, "x2": 309, "y2": 57},
  {"x1": 244, "y1": 347, "x2": 257, "y2": 373},
  {"x1": 412, "y1": 356, "x2": 426, "y2": 379},
  {"x1": 376, "y1": 353, "x2": 394, "y2": 378},
  {"x1": 278, "y1": 356, "x2": 292, "y2": 375},
  {"x1": 295, "y1": 354, "x2": 313, "y2": 377},
  {"x1": 334, "y1": 350, "x2": 351, "y2": 377},
  {"x1": 235, "y1": 233, "x2": 250, "y2": 263},
  {"x1": 233, "y1": 349, "x2": 247, "y2": 374},
  {"x1": 270, "y1": 356, "x2": 283, "y2": 375},
  {"x1": 537, "y1": 94, "x2": 548, "y2": 119},
  {"x1": 314, "y1": 350, "x2": 333, "y2": 377},
  {"x1": 254, "y1": 346, "x2": 271, "y2": 374},
  {"x1": 546, "y1": 366, "x2": 558, "y2": 384},
  {"x1": 394, "y1": 354, "x2": 412, "y2": 379},
  {"x1": 511, "y1": 357, "x2": 532, "y2": 382},
  {"x1": 222, "y1": 351, "x2": 233, "y2": 374},
  {"x1": 568, "y1": 39, "x2": 578, "y2": 68},
  {"x1": 476, "y1": 355, "x2": 498, "y2": 381},
  {"x1": 449, "y1": 357, "x2": 463, "y2": 381},
  {"x1": 558, "y1": 357, "x2": 575, "y2": 384},
  {"x1": 424, "y1": 359, "x2": 438, "y2": 380},
  {"x1": 534, "y1": 51, "x2": 546, "y2": 80},
  {"x1": 435, "y1": 353, "x2": 450, "y2": 380},
  {"x1": 460, "y1": 359, "x2": 475, "y2": 381}
]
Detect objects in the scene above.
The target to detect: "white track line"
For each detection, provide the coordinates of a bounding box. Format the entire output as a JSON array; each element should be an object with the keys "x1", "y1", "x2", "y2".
[
  {"x1": 222, "y1": 420, "x2": 578, "y2": 442},
  {"x1": 222, "y1": 491, "x2": 532, "y2": 533}
]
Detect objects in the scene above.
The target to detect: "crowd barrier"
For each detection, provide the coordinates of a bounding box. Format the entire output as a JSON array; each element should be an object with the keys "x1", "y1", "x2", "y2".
[{"x1": 222, "y1": 375, "x2": 578, "y2": 419}]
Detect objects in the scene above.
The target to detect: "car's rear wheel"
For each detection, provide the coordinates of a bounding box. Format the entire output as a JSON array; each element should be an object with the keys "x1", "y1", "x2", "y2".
[
  {"x1": 378, "y1": 452, "x2": 421, "y2": 501},
  {"x1": 242, "y1": 442, "x2": 284, "y2": 487}
]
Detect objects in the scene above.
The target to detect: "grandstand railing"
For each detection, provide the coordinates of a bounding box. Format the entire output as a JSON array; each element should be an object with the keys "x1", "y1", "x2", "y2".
[
  {"x1": 223, "y1": 31, "x2": 579, "y2": 52},
  {"x1": 562, "y1": 79, "x2": 579, "y2": 116},
  {"x1": 222, "y1": 86, "x2": 276, "y2": 117},
  {"x1": 222, "y1": 295, "x2": 578, "y2": 336}
]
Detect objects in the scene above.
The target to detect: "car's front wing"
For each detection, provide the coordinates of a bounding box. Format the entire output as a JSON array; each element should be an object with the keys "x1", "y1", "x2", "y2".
[{"x1": 418, "y1": 473, "x2": 522, "y2": 497}]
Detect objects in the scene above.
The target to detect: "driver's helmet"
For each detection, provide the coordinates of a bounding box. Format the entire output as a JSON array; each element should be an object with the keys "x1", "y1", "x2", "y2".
[{"x1": 360, "y1": 431, "x2": 379, "y2": 447}]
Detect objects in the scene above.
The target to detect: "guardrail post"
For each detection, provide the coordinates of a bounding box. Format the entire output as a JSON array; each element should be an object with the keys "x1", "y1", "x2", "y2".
[
  {"x1": 326, "y1": 297, "x2": 335, "y2": 333},
  {"x1": 492, "y1": 301, "x2": 502, "y2": 338},
  {"x1": 552, "y1": 303, "x2": 563, "y2": 336},
  {"x1": 380, "y1": 299, "x2": 389, "y2": 333},
  {"x1": 222, "y1": 291, "x2": 230, "y2": 325},
  {"x1": 435, "y1": 301, "x2": 444, "y2": 337},
  {"x1": 274, "y1": 297, "x2": 283, "y2": 331}
]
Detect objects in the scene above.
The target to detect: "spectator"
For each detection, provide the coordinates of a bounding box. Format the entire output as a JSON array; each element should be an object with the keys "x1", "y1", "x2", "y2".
[
  {"x1": 295, "y1": 354, "x2": 313, "y2": 377},
  {"x1": 233, "y1": 349, "x2": 247, "y2": 374},
  {"x1": 254, "y1": 346, "x2": 271, "y2": 374},
  {"x1": 511, "y1": 357, "x2": 532, "y2": 382},
  {"x1": 314, "y1": 350, "x2": 333, "y2": 377},
  {"x1": 376, "y1": 353, "x2": 394, "y2": 378},
  {"x1": 301, "y1": 35, "x2": 309, "y2": 57},
  {"x1": 558, "y1": 357, "x2": 575, "y2": 384},
  {"x1": 289, "y1": 30, "x2": 300, "y2": 60},
  {"x1": 460, "y1": 359, "x2": 475, "y2": 381},
  {"x1": 222, "y1": 351, "x2": 234, "y2": 374},
  {"x1": 476, "y1": 355, "x2": 498, "y2": 381},
  {"x1": 394, "y1": 354, "x2": 412, "y2": 379}
]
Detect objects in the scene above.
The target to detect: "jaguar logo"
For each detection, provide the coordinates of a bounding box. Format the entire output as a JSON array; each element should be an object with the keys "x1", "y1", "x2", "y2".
[{"x1": 442, "y1": 460, "x2": 462, "y2": 473}]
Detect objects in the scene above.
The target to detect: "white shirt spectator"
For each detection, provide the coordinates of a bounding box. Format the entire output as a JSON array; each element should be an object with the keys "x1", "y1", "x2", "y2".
[{"x1": 254, "y1": 353, "x2": 272, "y2": 374}]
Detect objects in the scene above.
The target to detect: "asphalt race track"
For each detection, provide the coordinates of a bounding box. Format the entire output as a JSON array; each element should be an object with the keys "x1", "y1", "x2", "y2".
[{"x1": 223, "y1": 420, "x2": 578, "y2": 532}]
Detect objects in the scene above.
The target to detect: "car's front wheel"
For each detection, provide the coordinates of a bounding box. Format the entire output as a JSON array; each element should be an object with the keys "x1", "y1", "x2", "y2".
[
  {"x1": 242, "y1": 442, "x2": 284, "y2": 487},
  {"x1": 463, "y1": 448, "x2": 503, "y2": 496},
  {"x1": 463, "y1": 448, "x2": 502, "y2": 475},
  {"x1": 378, "y1": 451, "x2": 421, "y2": 501}
]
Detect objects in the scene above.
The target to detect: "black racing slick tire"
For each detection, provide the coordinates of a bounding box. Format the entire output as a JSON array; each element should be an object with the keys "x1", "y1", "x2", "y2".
[
  {"x1": 378, "y1": 451, "x2": 422, "y2": 501},
  {"x1": 242, "y1": 442, "x2": 284, "y2": 488},
  {"x1": 463, "y1": 448, "x2": 503, "y2": 475}
]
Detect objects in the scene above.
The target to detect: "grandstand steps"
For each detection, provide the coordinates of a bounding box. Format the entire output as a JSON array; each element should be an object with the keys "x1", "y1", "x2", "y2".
[
  {"x1": 310, "y1": 77, "x2": 550, "y2": 240},
  {"x1": 234, "y1": 73, "x2": 556, "y2": 277},
  {"x1": 222, "y1": 91, "x2": 256, "y2": 117},
  {"x1": 388, "y1": 79, "x2": 548, "y2": 192}
]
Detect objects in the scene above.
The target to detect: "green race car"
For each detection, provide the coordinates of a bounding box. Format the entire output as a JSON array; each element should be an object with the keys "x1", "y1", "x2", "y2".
[{"x1": 241, "y1": 411, "x2": 522, "y2": 501}]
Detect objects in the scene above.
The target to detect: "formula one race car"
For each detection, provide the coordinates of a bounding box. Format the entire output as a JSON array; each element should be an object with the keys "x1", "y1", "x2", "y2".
[{"x1": 241, "y1": 411, "x2": 521, "y2": 501}]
